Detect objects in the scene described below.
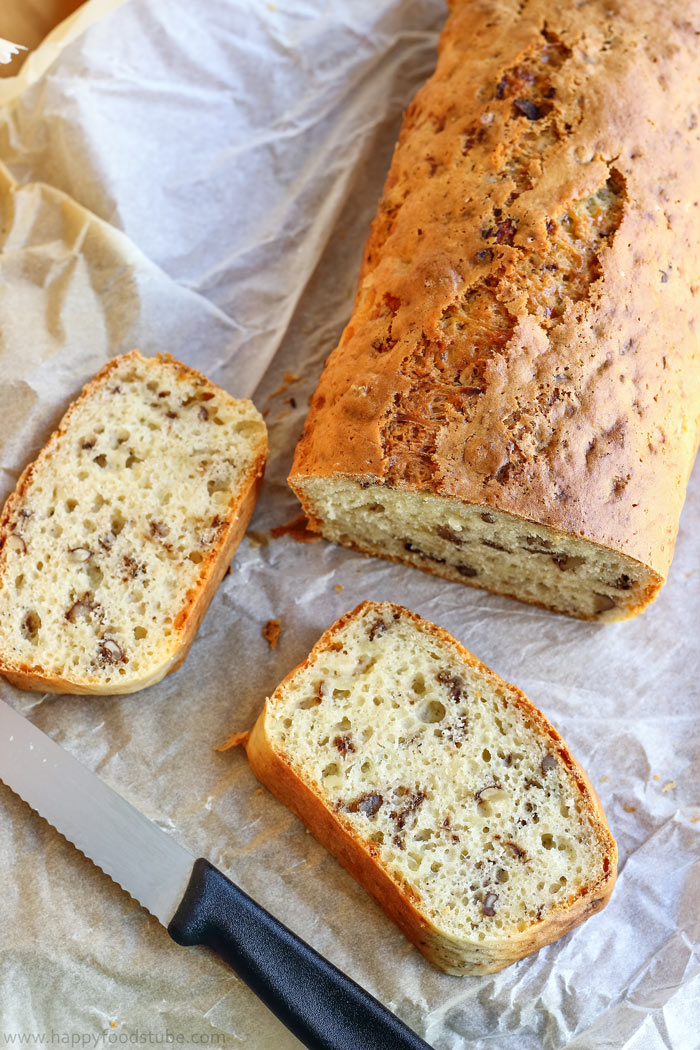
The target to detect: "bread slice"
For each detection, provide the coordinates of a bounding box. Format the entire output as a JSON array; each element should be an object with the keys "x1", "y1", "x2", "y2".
[
  {"x1": 245, "y1": 601, "x2": 616, "y2": 975},
  {"x1": 0, "y1": 351, "x2": 267, "y2": 694}
]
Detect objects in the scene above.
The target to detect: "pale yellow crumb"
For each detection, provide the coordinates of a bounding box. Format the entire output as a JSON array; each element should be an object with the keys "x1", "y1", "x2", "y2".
[
  {"x1": 335, "y1": 584, "x2": 344, "y2": 593},
  {"x1": 662, "y1": 780, "x2": 675, "y2": 792}
]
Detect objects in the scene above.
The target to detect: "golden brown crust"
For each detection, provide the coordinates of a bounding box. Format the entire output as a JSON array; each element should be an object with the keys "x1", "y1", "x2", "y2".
[
  {"x1": 246, "y1": 601, "x2": 617, "y2": 975},
  {"x1": 0, "y1": 351, "x2": 267, "y2": 695},
  {"x1": 290, "y1": 0, "x2": 700, "y2": 592}
]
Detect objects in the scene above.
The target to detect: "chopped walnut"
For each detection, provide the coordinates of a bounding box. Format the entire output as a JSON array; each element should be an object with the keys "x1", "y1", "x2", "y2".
[
  {"x1": 436, "y1": 670, "x2": 464, "y2": 702},
  {"x1": 475, "y1": 782, "x2": 504, "y2": 804},
  {"x1": 391, "y1": 789, "x2": 427, "y2": 830},
  {"x1": 541, "y1": 753, "x2": 557, "y2": 774},
  {"x1": 68, "y1": 546, "x2": 93, "y2": 563},
  {"x1": 65, "y1": 592, "x2": 101, "y2": 623},
  {"x1": 368, "y1": 618, "x2": 389, "y2": 641},
  {"x1": 482, "y1": 892, "x2": 499, "y2": 916},
  {"x1": 347, "y1": 792, "x2": 383, "y2": 817},
  {"x1": 505, "y1": 841, "x2": 528, "y2": 861},
  {"x1": 122, "y1": 555, "x2": 146, "y2": 580},
  {"x1": 97, "y1": 638, "x2": 127, "y2": 665},
  {"x1": 333, "y1": 734, "x2": 355, "y2": 755}
]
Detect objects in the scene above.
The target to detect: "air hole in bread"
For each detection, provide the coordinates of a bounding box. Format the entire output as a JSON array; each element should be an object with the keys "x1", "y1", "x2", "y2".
[
  {"x1": 419, "y1": 699, "x2": 447, "y2": 723},
  {"x1": 298, "y1": 696, "x2": 320, "y2": 710},
  {"x1": 21, "y1": 609, "x2": 41, "y2": 643}
]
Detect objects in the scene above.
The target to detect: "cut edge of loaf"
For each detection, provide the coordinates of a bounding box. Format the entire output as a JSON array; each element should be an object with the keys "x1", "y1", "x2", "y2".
[
  {"x1": 290, "y1": 474, "x2": 663, "y2": 622},
  {"x1": 0, "y1": 351, "x2": 268, "y2": 695},
  {"x1": 245, "y1": 601, "x2": 617, "y2": 975}
]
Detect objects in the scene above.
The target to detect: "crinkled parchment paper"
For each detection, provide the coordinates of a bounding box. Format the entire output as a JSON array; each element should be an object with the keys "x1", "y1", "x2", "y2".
[{"x1": 0, "y1": 2, "x2": 698, "y2": 1047}]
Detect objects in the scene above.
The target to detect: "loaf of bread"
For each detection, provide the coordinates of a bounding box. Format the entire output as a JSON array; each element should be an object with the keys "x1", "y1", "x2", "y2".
[
  {"x1": 289, "y1": 0, "x2": 700, "y2": 621},
  {"x1": 0, "y1": 351, "x2": 267, "y2": 694},
  {"x1": 245, "y1": 601, "x2": 616, "y2": 975}
]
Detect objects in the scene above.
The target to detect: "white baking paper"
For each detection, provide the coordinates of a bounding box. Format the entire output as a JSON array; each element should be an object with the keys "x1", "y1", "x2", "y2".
[{"x1": 0, "y1": 2, "x2": 698, "y2": 1047}]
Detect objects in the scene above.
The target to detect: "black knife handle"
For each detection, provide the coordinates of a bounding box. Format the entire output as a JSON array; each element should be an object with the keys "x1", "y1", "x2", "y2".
[{"x1": 168, "y1": 858, "x2": 432, "y2": 1050}]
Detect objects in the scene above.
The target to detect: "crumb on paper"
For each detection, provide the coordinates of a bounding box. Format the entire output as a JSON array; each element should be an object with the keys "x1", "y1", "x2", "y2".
[
  {"x1": 691, "y1": 814, "x2": 700, "y2": 823},
  {"x1": 662, "y1": 780, "x2": 675, "y2": 792},
  {"x1": 247, "y1": 529, "x2": 269, "y2": 548},
  {"x1": 600, "y1": 775, "x2": 609, "y2": 783},
  {"x1": 254, "y1": 787, "x2": 264, "y2": 795},
  {"x1": 653, "y1": 774, "x2": 660, "y2": 781},
  {"x1": 214, "y1": 731, "x2": 249, "y2": 752},
  {"x1": 268, "y1": 371, "x2": 299, "y2": 399},
  {"x1": 263, "y1": 618, "x2": 283, "y2": 649},
  {"x1": 284, "y1": 396, "x2": 297, "y2": 409},
  {"x1": 335, "y1": 584, "x2": 344, "y2": 593},
  {"x1": 270, "y1": 514, "x2": 320, "y2": 544},
  {"x1": 623, "y1": 803, "x2": 637, "y2": 813}
]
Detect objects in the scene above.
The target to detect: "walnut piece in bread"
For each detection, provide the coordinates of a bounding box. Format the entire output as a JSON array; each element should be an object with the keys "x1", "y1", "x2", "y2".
[
  {"x1": 0, "y1": 351, "x2": 267, "y2": 694},
  {"x1": 289, "y1": 0, "x2": 700, "y2": 620},
  {"x1": 245, "y1": 601, "x2": 616, "y2": 975}
]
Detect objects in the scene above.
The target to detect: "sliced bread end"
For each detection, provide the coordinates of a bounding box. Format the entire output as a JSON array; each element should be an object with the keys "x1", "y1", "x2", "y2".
[
  {"x1": 0, "y1": 351, "x2": 267, "y2": 695},
  {"x1": 245, "y1": 601, "x2": 616, "y2": 975}
]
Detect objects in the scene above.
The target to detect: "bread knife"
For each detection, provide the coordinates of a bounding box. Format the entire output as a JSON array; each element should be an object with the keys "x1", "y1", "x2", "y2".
[{"x1": 0, "y1": 699, "x2": 432, "y2": 1050}]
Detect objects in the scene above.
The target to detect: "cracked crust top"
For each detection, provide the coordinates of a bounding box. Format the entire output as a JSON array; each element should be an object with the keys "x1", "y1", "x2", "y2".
[{"x1": 290, "y1": 0, "x2": 700, "y2": 579}]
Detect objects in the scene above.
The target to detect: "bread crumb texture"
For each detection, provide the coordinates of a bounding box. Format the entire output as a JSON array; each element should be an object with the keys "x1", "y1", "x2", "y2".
[
  {"x1": 290, "y1": 0, "x2": 700, "y2": 619},
  {"x1": 0, "y1": 351, "x2": 267, "y2": 693},
  {"x1": 248, "y1": 602, "x2": 616, "y2": 974}
]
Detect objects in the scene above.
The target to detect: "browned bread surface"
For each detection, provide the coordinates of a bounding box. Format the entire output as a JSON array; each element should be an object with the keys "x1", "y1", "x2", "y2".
[
  {"x1": 0, "y1": 351, "x2": 267, "y2": 694},
  {"x1": 245, "y1": 601, "x2": 617, "y2": 975},
  {"x1": 289, "y1": 0, "x2": 700, "y2": 620}
]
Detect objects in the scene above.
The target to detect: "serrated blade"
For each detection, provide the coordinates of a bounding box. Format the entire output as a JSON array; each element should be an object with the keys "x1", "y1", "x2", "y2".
[{"x1": 0, "y1": 698, "x2": 194, "y2": 926}]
